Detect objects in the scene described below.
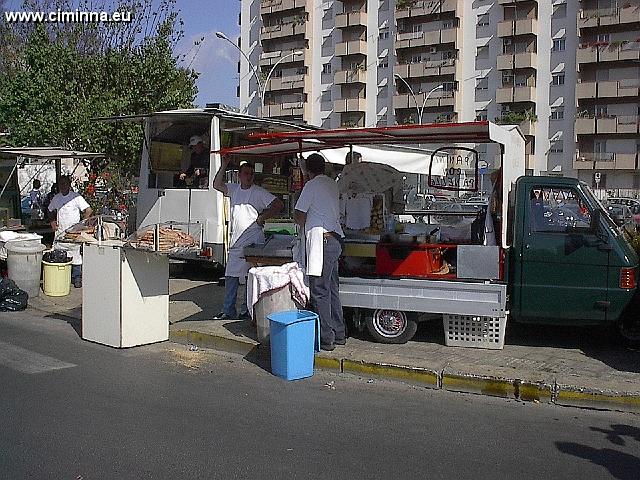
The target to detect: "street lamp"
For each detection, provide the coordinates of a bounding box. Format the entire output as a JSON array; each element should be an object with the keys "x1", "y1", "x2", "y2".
[
  {"x1": 260, "y1": 50, "x2": 304, "y2": 115},
  {"x1": 394, "y1": 74, "x2": 444, "y2": 124}
]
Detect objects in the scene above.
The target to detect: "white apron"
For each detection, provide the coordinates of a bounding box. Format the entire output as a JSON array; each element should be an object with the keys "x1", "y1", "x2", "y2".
[
  {"x1": 304, "y1": 226, "x2": 324, "y2": 277},
  {"x1": 54, "y1": 233, "x2": 82, "y2": 266},
  {"x1": 225, "y1": 188, "x2": 264, "y2": 280}
]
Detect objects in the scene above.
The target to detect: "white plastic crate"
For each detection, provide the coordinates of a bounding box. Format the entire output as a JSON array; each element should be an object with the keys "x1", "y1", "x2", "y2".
[{"x1": 443, "y1": 314, "x2": 506, "y2": 350}]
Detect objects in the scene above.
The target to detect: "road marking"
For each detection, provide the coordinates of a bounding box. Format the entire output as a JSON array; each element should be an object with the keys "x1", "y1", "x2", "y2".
[{"x1": 0, "y1": 340, "x2": 77, "y2": 374}]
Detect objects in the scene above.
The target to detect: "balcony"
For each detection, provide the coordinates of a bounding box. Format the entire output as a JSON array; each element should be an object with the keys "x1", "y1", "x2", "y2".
[
  {"x1": 264, "y1": 74, "x2": 305, "y2": 92},
  {"x1": 395, "y1": 27, "x2": 458, "y2": 50},
  {"x1": 497, "y1": 18, "x2": 538, "y2": 37},
  {"x1": 575, "y1": 115, "x2": 640, "y2": 135},
  {"x1": 259, "y1": 49, "x2": 305, "y2": 67},
  {"x1": 335, "y1": 10, "x2": 367, "y2": 28},
  {"x1": 576, "y1": 80, "x2": 640, "y2": 100},
  {"x1": 396, "y1": 0, "x2": 459, "y2": 19},
  {"x1": 394, "y1": 58, "x2": 457, "y2": 78},
  {"x1": 335, "y1": 39, "x2": 367, "y2": 56},
  {"x1": 260, "y1": 18, "x2": 307, "y2": 40},
  {"x1": 496, "y1": 51, "x2": 537, "y2": 70},
  {"x1": 496, "y1": 85, "x2": 536, "y2": 103},
  {"x1": 577, "y1": 43, "x2": 640, "y2": 66},
  {"x1": 573, "y1": 152, "x2": 637, "y2": 171},
  {"x1": 578, "y1": 5, "x2": 640, "y2": 29},
  {"x1": 392, "y1": 90, "x2": 458, "y2": 110},
  {"x1": 334, "y1": 69, "x2": 367, "y2": 84},
  {"x1": 261, "y1": 0, "x2": 306, "y2": 15},
  {"x1": 334, "y1": 97, "x2": 367, "y2": 113},
  {"x1": 498, "y1": 0, "x2": 537, "y2": 4},
  {"x1": 260, "y1": 101, "x2": 305, "y2": 118},
  {"x1": 495, "y1": 114, "x2": 537, "y2": 135}
]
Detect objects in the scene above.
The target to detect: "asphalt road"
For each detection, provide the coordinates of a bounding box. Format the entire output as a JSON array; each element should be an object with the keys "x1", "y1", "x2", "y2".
[{"x1": 1, "y1": 310, "x2": 639, "y2": 480}]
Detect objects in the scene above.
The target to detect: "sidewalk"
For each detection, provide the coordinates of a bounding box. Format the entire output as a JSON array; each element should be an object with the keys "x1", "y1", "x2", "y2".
[{"x1": 28, "y1": 275, "x2": 640, "y2": 413}]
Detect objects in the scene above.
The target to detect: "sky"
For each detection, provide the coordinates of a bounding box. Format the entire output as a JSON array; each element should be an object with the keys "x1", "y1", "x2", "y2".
[{"x1": 174, "y1": 0, "x2": 241, "y2": 108}]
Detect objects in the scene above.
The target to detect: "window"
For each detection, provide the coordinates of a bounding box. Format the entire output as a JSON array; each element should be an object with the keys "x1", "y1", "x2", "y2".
[
  {"x1": 379, "y1": 29, "x2": 389, "y2": 40},
  {"x1": 552, "y1": 73, "x2": 565, "y2": 86},
  {"x1": 412, "y1": 24, "x2": 422, "y2": 33},
  {"x1": 379, "y1": 0, "x2": 389, "y2": 12},
  {"x1": 321, "y1": 90, "x2": 332, "y2": 103},
  {"x1": 553, "y1": 3, "x2": 567, "y2": 18},
  {"x1": 475, "y1": 110, "x2": 488, "y2": 121},
  {"x1": 552, "y1": 38, "x2": 566, "y2": 52},
  {"x1": 549, "y1": 142, "x2": 564, "y2": 153},
  {"x1": 477, "y1": 14, "x2": 489, "y2": 27},
  {"x1": 378, "y1": 86, "x2": 388, "y2": 98},
  {"x1": 442, "y1": 20, "x2": 454, "y2": 29},
  {"x1": 476, "y1": 77, "x2": 488, "y2": 90},
  {"x1": 322, "y1": 63, "x2": 332, "y2": 74},
  {"x1": 410, "y1": 54, "x2": 422, "y2": 64},
  {"x1": 551, "y1": 107, "x2": 564, "y2": 120},
  {"x1": 378, "y1": 58, "x2": 388, "y2": 69},
  {"x1": 476, "y1": 45, "x2": 489, "y2": 59},
  {"x1": 529, "y1": 187, "x2": 591, "y2": 233},
  {"x1": 597, "y1": 33, "x2": 610, "y2": 43}
]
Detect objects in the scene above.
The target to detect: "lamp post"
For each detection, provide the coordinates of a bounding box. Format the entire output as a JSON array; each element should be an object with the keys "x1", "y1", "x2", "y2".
[
  {"x1": 260, "y1": 50, "x2": 304, "y2": 116},
  {"x1": 394, "y1": 73, "x2": 444, "y2": 124}
]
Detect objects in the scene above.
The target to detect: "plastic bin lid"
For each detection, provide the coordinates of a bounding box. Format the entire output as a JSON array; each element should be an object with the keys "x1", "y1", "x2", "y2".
[
  {"x1": 5, "y1": 241, "x2": 46, "y2": 253},
  {"x1": 267, "y1": 309, "x2": 318, "y2": 326}
]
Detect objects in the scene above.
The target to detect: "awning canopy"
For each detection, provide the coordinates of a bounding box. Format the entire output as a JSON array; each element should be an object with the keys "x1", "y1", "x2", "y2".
[{"x1": 0, "y1": 147, "x2": 105, "y2": 161}]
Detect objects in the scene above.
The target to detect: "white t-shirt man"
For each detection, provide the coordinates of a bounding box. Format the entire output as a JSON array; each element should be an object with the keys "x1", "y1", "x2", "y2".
[
  {"x1": 294, "y1": 174, "x2": 344, "y2": 276},
  {"x1": 48, "y1": 191, "x2": 91, "y2": 238}
]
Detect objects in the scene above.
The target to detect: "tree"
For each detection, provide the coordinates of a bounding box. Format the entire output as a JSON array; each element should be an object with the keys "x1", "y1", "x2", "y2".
[{"x1": 0, "y1": 0, "x2": 198, "y2": 181}]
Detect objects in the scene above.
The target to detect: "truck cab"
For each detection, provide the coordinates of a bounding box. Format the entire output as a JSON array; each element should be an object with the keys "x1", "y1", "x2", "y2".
[{"x1": 510, "y1": 176, "x2": 638, "y2": 330}]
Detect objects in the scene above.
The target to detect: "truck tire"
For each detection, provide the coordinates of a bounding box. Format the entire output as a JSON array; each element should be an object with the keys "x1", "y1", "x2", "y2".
[
  {"x1": 618, "y1": 293, "x2": 640, "y2": 347},
  {"x1": 365, "y1": 309, "x2": 418, "y2": 344}
]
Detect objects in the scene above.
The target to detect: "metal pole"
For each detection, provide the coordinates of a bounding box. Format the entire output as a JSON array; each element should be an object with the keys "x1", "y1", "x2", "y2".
[
  {"x1": 394, "y1": 74, "x2": 420, "y2": 124},
  {"x1": 215, "y1": 32, "x2": 263, "y2": 114},
  {"x1": 261, "y1": 51, "x2": 304, "y2": 116},
  {"x1": 419, "y1": 84, "x2": 444, "y2": 124}
]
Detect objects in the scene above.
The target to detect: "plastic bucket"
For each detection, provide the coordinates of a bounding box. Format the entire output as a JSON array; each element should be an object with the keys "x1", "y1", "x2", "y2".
[
  {"x1": 268, "y1": 310, "x2": 319, "y2": 381},
  {"x1": 42, "y1": 260, "x2": 73, "y2": 297},
  {"x1": 6, "y1": 241, "x2": 46, "y2": 298}
]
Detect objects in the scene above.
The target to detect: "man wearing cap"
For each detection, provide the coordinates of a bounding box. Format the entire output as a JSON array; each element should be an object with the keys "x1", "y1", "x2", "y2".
[
  {"x1": 177, "y1": 135, "x2": 209, "y2": 188},
  {"x1": 213, "y1": 157, "x2": 284, "y2": 320}
]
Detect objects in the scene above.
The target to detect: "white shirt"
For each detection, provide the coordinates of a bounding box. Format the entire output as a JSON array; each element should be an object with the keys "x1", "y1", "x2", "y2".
[
  {"x1": 48, "y1": 191, "x2": 90, "y2": 235},
  {"x1": 295, "y1": 174, "x2": 343, "y2": 276}
]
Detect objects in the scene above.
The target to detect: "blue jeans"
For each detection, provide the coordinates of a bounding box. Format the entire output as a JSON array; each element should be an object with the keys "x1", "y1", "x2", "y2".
[
  {"x1": 308, "y1": 236, "x2": 344, "y2": 345},
  {"x1": 222, "y1": 276, "x2": 248, "y2": 317},
  {"x1": 71, "y1": 265, "x2": 82, "y2": 282}
]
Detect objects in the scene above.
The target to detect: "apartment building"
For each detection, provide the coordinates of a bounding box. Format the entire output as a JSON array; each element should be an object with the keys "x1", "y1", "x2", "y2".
[{"x1": 238, "y1": 0, "x2": 640, "y2": 185}]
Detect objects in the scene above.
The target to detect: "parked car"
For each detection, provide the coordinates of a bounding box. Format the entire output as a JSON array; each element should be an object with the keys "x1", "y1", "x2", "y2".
[
  {"x1": 607, "y1": 204, "x2": 636, "y2": 233},
  {"x1": 607, "y1": 198, "x2": 640, "y2": 229}
]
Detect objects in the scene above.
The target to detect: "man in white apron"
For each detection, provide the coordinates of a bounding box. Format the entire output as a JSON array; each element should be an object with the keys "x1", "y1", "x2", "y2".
[
  {"x1": 48, "y1": 175, "x2": 93, "y2": 288},
  {"x1": 294, "y1": 154, "x2": 345, "y2": 351},
  {"x1": 213, "y1": 157, "x2": 284, "y2": 320}
]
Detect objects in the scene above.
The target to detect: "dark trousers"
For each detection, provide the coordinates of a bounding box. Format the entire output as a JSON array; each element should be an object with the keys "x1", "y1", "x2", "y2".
[{"x1": 309, "y1": 236, "x2": 344, "y2": 345}]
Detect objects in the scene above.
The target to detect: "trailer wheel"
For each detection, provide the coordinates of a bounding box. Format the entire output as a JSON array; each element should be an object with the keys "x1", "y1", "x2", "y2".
[{"x1": 366, "y1": 309, "x2": 418, "y2": 344}]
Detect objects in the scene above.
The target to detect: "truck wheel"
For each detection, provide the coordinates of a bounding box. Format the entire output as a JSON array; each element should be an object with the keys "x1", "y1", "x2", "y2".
[
  {"x1": 366, "y1": 309, "x2": 418, "y2": 344},
  {"x1": 619, "y1": 316, "x2": 640, "y2": 347}
]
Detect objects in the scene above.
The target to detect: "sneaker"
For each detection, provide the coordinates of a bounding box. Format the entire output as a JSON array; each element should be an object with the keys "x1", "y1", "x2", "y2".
[
  {"x1": 72, "y1": 278, "x2": 82, "y2": 288},
  {"x1": 213, "y1": 312, "x2": 234, "y2": 320}
]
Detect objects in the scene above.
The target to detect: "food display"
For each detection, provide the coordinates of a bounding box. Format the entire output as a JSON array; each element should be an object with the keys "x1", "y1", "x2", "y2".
[
  {"x1": 368, "y1": 195, "x2": 384, "y2": 233},
  {"x1": 125, "y1": 223, "x2": 200, "y2": 254},
  {"x1": 61, "y1": 216, "x2": 125, "y2": 244}
]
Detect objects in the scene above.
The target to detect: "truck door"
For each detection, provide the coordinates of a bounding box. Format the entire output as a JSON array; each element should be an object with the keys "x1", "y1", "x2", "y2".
[{"x1": 518, "y1": 185, "x2": 608, "y2": 323}]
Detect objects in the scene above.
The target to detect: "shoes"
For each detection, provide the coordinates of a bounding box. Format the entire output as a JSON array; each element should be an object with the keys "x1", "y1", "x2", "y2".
[
  {"x1": 238, "y1": 311, "x2": 250, "y2": 320},
  {"x1": 213, "y1": 312, "x2": 234, "y2": 320},
  {"x1": 320, "y1": 343, "x2": 335, "y2": 352},
  {"x1": 72, "y1": 278, "x2": 82, "y2": 288},
  {"x1": 334, "y1": 338, "x2": 346, "y2": 346}
]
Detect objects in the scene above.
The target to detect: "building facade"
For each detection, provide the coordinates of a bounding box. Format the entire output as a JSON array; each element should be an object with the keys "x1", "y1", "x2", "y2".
[{"x1": 238, "y1": 0, "x2": 640, "y2": 186}]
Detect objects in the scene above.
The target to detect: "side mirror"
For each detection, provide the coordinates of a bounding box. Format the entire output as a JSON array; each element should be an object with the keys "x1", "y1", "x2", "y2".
[{"x1": 590, "y1": 209, "x2": 601, "y2": 232}]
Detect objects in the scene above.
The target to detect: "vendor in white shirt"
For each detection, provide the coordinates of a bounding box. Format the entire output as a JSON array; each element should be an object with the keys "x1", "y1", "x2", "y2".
[
  {"x1": 213, "y1": 158, "x2": 284, "y2": 320},
  {"x1": 48, "y1": 175, "x2": 93, "y2": 288},
  {"x1": 294, "y1": 153, "x2": 346, "y2": 351}
]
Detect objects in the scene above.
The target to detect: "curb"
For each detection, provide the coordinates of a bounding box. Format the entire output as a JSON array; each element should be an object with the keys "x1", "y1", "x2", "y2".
[{"x1": 171, "y1": 328, "x2": 640, "y2": 412}]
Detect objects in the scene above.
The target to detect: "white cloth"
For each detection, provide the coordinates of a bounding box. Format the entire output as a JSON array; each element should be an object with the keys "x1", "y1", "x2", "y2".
[
  {"x1": 225, "y1": 183, "x2": 276, "y2": 278},
  {"x1": 295, "y1": 175, "x2": 343, "y2": 277},
  {"x1": 246, "y1": 262, "x2": 310, "y2": 319},
  {"x1": 48, "y1": 191, "x2": 90, "y2": 265}
]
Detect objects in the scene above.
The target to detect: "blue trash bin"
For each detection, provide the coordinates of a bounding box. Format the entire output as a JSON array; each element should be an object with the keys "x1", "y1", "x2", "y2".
[{"x1": 268, "y1": 310, "x2": 320, "y2": 381}]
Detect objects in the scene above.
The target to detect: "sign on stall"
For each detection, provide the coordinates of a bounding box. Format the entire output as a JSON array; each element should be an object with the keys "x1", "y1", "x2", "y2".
[{"x1": 428, "y1": 147, "x2": 479, "y2": 192}]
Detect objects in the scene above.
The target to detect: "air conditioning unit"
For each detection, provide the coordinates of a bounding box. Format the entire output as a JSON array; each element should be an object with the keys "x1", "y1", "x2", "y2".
[{"x1": 429, "y1": 46, "x2": 437, "y2": 53}]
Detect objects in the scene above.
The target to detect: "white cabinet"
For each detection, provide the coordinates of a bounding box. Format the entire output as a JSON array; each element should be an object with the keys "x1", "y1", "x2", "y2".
[{"x1": 82, "y1": 244, "x2": 169, "y2": 347}]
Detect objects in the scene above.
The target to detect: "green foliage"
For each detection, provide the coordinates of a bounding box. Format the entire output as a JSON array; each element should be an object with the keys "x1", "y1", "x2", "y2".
[
  {"x1": 625, "y1": 231, "x2": 640, "y2": 257},
  {"x1": 495, "y1": 109, "x2": 537, "y2": 124},
  {"x1": 0, "y1": 0, "x2": 198, "y2": 183}
]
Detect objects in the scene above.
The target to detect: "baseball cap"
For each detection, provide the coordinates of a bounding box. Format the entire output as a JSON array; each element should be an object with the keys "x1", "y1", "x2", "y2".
[{"x1": 189, "y1": 135, "x2": 203, "y2": 147}]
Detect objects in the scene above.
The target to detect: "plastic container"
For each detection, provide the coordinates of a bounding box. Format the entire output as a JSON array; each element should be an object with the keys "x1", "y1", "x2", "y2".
[
  {"x1": 268, "y1": 310, "x2": 319, "y2": 381},
  {"x1": 5, "y1": 241, "x2": 46, "y2": 298},
  {"x1": 254, "y1": 285, "x2": 298, "y2": 345},
  {"x1": 443, "y1": 314, "x2": 506, "y2": 350},
  {"x1": 42, "y1": 260, "x2": 73, "y2": 297}
]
